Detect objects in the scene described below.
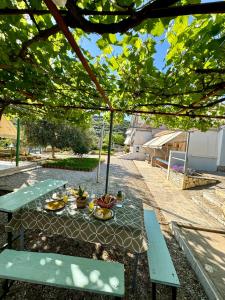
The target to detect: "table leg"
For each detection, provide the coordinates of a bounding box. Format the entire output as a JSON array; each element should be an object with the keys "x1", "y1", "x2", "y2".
[
  {"x1": 7, "y1": 213, "x2": 12, "y2": 249},
  {"x1": 152, "y1": 283, "x2": 156, "y2": 300},
  {"x1": 20, "y1": 228, "x2": 24, "y2": 251},
  {"x1": 132, "y1": 254, "x2": 139, "y2": 291},
  {"x1": 172, "y1": 287, "x2": 177, "y2": 300},
  {"x1": 0, "y1": 279, "x2": 13, "y2": 300}
]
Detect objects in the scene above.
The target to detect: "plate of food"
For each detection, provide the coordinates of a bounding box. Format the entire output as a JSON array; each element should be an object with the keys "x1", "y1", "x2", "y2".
[
  {"x1": 94, "y1": 207, "x2": 114, "y2": 221},
  {"x1": 44, "y1": 200, "x2": 66, "y2": 211},
  {"x1": 96, "y1": 194, "x2": 116, "y2": 208},
  {"x1": 52, "y1": 193, "x2": 69, "y2": 204}
]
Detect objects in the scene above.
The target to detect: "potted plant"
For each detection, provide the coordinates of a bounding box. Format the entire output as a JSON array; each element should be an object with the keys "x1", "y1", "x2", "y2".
[{"x1": 76, "y1": 186, "x2": 87, "y2": 209}]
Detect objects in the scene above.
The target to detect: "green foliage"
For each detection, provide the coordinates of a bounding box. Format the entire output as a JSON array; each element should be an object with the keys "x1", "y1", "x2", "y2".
[
  {"x1": 43, "y1": 157, "x2": 101, "y2": 171},
  {"x1": 113, "y1": 133, "x2": 125, "y2": 145},
  {"x1": 0, "y1": 1, "x2": 225, "y2": 131},
  {"x1": 23, "y1": 120, "x2": 95, "y2": 156},
  {"x1": 78, "y1": 185, "x2": 85, "y2": 197}
]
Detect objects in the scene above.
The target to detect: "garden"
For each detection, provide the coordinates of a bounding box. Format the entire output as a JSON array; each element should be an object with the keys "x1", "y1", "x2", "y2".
[{"x1": 0, "y1": 0, "x2": 225, "y2": 299}]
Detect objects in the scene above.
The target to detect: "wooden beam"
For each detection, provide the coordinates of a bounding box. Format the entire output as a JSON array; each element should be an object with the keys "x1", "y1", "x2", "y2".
[
  {"x1": 8, "y1": 100, "x2": 225, "y2": 119},
  {"x1": 43, "y1": 0, "x2": 113, "y2": 111}
]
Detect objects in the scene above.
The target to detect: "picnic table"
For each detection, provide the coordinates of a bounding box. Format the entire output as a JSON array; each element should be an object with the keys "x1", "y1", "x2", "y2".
[
  {"x1": 6, "y1": 192, "x2": 148, "y2": 254},
  {"x1": 0, "y1": 179, "x2": 67, "y2": 249}
]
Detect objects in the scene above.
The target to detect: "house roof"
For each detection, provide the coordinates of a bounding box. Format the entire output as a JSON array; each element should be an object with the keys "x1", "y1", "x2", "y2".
[
  {"x1": 0, "y1": 116, "x2": 17, "y2": 139},
  {"x1": 143, "y1": 131, "x2": 185, "y2": 149},
  {"x1": 154, "y1": 130, "x2": 175, "y2": 137}
]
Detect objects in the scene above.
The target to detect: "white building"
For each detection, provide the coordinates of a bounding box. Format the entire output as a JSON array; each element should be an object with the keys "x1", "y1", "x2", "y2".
[
  {"x1": 123, "y1": 115, "x2": 165, "y2": 160},
  {"x1": 124, "y1": 115, "x2": 225, "y2": 172},
  {"x1": 144, "y1": 128, "x2": 225, "y2": 172},
  {"x1": 187, "y1": 128, "x2": 225, "y2": 172}
]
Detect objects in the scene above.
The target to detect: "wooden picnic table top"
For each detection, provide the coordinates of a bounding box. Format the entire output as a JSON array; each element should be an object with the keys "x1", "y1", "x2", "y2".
[
  {"x1": 0, "y1": 179, "x2": 67, "y2": 213},
  {"x1": 6, "y1": 196, "x2": 148, "y2": 254}
]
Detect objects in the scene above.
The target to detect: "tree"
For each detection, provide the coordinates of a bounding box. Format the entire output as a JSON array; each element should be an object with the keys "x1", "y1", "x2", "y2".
[
  {"x1": 113, "y1": 133, "x2": 125, "y2": 146},
  {"x1": 0, "y1": 1, "x2": 225, "y2": 130},
  {"x1": 24, "y1": 120, "x2": 95, "y2": 158}
]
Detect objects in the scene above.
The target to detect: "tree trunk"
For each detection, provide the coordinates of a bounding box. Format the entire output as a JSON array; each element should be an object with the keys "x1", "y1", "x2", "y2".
[
  {"x1": 52, "y1": 146, "x2": 56, "y2": 159},
  {"x1": 0, "y1": 104, "x2": 7, "y2": 120}
]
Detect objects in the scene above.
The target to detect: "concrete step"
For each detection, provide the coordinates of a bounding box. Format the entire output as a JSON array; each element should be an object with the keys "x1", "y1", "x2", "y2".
[
  {"x1": 202, "y1": 190, "x2": 224, "y2": 208},
  {"x1": 192, "y1": 195, "x2": 225, "y2": 227},
  {"x1": 0, "y1": 163, "x2": 40, "y2": 178}
]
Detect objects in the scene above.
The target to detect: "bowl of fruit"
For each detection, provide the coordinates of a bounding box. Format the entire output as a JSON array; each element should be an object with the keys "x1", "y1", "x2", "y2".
[{"x1": 96, "y1": 194, "x2": 116, "y2": 209}]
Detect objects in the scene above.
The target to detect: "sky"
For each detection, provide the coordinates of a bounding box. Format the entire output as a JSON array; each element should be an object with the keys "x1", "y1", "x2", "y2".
[{"x1": 80, "y1": 33, "x2": 169, "y2": 71}]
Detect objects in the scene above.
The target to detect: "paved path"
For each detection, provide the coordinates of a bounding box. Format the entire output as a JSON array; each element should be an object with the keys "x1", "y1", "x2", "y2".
[
  {"x1": 0, "y1": 157, "x2": 152, "y2": 204},
  {"x1": 1, "y1": 157, "x2": 223, "y2": 229},
  {"x1": 134, "y1": 160, "x2": 223, "y2": 228}
]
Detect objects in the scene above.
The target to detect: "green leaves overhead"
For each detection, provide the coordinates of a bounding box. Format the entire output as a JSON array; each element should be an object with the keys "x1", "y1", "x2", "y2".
[{"x1": 0, "y1": 0, "x2": 225, "y2": 130}]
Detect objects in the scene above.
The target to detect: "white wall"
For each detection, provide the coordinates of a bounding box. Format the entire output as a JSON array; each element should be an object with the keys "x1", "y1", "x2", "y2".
[
  {"x1": 127, "y1": 146, "x2": 146, "y2": 160},
  {"x1": 217, "y1": 128, "x2": 225, "y2": 166},
  {"x1": 133, "y1": 130, "x2": 152, "y2": 145},
  {"x1": 188, "y1": 130, "x2": 218, "y2": 171}
]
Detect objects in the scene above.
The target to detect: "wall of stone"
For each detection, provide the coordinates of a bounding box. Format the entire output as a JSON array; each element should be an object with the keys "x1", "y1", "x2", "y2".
[
  {"x1": 182, "y1": 175, "x2": 218, "y2": 189},
  {"x1": 167, "y1": 170, "x2": 218, "y2": 189}
]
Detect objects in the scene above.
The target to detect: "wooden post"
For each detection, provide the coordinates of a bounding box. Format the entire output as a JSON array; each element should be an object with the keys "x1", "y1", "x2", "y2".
[
  {"x1": 184, "y1": 132, "x2": 190, "y2": 175},
  {"x1": 16, "y1": 119, "x2": 20, "y2": 167},
  {"x1": 105, "y1": 111, "x2": 114, "y2": 194},
  {"x1": 96, "y1": 122, "x2": 104, "y2": 183},
  {"x1": 183, "y1": 131, "x2": 190, "y2": 189}
]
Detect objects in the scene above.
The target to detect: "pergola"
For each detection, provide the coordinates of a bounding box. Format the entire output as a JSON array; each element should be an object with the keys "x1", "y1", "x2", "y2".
[{"x1": 1, "y1": 0, "x2": 225, "y2": 191}]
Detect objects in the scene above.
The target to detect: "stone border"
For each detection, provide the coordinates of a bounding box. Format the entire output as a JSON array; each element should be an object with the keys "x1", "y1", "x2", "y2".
[
  {"x1": 0, "y1": 164, "x2": 40, "y2": 178},
  {"x1": 167, "y1": 169, "x2": 218, "y2": 190},
  {"x1": 170, "y1": 221, "x2": 223, "y2": 300}
]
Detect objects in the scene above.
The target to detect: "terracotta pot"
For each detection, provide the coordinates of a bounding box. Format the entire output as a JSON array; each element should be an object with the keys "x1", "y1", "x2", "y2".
[{"x1": 76, "y1": 197, "x2": 87, "y2": 209}]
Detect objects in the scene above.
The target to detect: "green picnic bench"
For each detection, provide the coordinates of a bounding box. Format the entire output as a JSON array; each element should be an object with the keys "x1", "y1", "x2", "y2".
[
  {"x1": 0, "y1": 250, "x2": 124, "y2": 299},
  {"x1": 0, "y1": 179, "x2": 67, "y2": 248},
  {"x1": 144, "y1": 210, "x2": 180, "y2": 300}
]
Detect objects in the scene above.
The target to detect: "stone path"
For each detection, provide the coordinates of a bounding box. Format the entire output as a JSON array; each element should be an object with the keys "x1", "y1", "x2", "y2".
[
  {"x1": 134, "y1": 160, "x2": 224, "y2": 228},
  {"x1": 1, "y1": 157, "x2": 223, "y2": 229},
  {"x1": 0, "y1": 157, "x2": 151, "y2": 203}
]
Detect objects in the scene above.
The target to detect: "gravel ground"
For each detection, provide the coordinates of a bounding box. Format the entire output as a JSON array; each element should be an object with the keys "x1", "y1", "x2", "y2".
[{"x1": 0, "y1": 157, "x2": 207, "y2": 299}]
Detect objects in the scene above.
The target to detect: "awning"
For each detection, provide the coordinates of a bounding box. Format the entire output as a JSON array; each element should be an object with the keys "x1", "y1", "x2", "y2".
[
  {"x1": 0, "y1": 116, "x2": 17, "y2": 139},
  {"x1": 143, "y1": 131, "x2": 184, "y2": 149}
]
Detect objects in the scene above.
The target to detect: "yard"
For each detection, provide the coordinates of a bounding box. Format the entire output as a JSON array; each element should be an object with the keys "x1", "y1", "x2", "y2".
[
  {"x1": 0, "y1": 0, "x2": 224, "y2": 299},
  {"x1": 0, "y1": 157, "x2": 211, "y2": 299}
]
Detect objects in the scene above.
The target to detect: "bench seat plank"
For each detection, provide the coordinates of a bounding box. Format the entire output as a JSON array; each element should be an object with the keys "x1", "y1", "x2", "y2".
[
  {"x1": 144, "y1": 210, "x2": 180, "y2": 287},
  {"x1": 0, "y1": 250, "x2": 124, "y2": 297},
  {"x1": 0, "y1": 179, "x2": 67, "y2": 213}
]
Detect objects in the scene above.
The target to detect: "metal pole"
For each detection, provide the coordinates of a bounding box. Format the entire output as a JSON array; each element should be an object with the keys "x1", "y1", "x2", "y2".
[
  {"x1": 184, "y1": 131, "x2": 190, "y2": 175},
  {"x1": 16, "y1": 119, "x2": 20, "y2": 167},
  {"x1": 96, "y1": 122, "x2": 104, "y2": 183},
  {"x1": 105, "y1": 111, "x2": 114, "y2": 194}
]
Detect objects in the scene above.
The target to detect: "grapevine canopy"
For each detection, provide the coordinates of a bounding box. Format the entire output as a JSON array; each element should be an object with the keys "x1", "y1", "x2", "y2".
[{"x1": 0, "y1": 0, "x2": 225, "y2": 129}]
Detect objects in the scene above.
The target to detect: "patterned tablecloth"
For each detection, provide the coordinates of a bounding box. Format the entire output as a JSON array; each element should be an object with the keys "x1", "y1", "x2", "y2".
[{"x1": 6, "y1": 193, "x2": 148, "y2": 254}]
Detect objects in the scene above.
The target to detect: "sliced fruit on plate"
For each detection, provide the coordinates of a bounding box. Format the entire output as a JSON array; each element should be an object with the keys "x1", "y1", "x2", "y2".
[
  {"x1": 45, "y1": 200, "x2": 65, "y2": 211},
  {"x1": 94, "y1": 208, "x2": 114, "y2": 220}
]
